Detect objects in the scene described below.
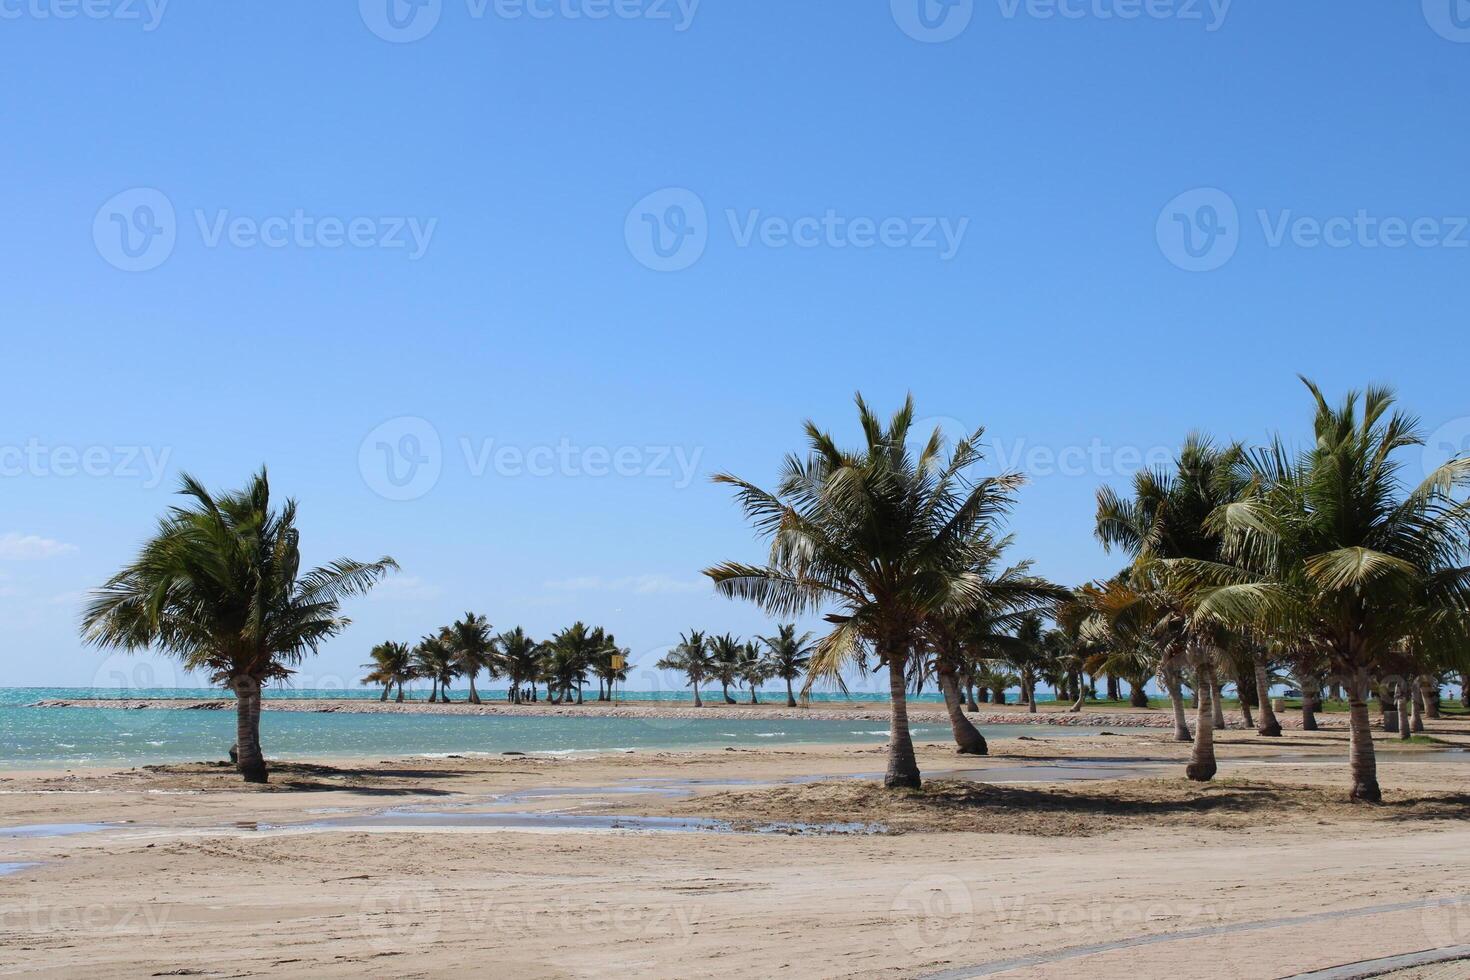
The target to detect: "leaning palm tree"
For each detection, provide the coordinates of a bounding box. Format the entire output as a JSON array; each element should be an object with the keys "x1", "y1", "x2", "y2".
[
  {"x1": 361, "y1": 641, "x2": 413, "y2": 702},
  {"x1": 737, "y1": 640, "x2": 771, "y2": 704},
  {"x1": 1175, "y1": 380, "x2": 1470, "y2": 801},
  {"x1": 760, "y1": 624, "x2": 815, "y2": 707},
  {"x1": 81, "y1": 469, "x2": 396, "y2": 783},
  {"x1": 413, "y1": 630, "x2": 458, "y2": 703},
  {"x1": 657, "y1": 630, "x2": 713, "y2": 706},
  {"x1": 447, "y1": 612, "x2": 495, "y2": 705},
  {"x1": 706, "y1": 394, "x2": 1024, "y2": 789},
  {"x1": 707, "y1": 633, "x2": 744, "y2": 704}
]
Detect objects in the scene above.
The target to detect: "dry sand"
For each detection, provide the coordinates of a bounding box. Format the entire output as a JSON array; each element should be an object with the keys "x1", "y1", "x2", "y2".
[{"x1": 3, "y1": 722, "x2": 1470, "y2": 979}]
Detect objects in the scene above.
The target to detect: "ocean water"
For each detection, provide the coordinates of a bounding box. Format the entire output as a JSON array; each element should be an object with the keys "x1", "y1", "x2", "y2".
[{"x1": 0, "y1": 688, "x2": 1084, "y2": 769}]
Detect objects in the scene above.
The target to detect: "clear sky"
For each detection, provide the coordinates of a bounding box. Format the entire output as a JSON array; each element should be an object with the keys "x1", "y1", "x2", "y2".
[{"x1": 4, "y1": 1, "x2": 1468, "y2": 689}]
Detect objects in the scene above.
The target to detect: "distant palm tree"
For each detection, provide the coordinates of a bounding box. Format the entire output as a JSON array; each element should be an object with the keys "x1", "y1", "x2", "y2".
[
  {"x1": 362, "y1": 641, "x2": 413, "y2": 702},
  {"x1": 708, "y1": 633, "x2": 744, "y2": 704},
  {"x1": 760, "y1": 624, "x2": 815, "y2": 707},
  {"x1": 706, "y1": 394, "x2": 1024, "y2": 789},
  {"x1": 496, "y1": 627, "x2": 544, "y2": 703},
  {"x1": 657, "y1": 630, "x2": 713, "y2": 707},
  {"x1": 737, "y1": 640, "x2": 771, "y2": 704},
  {"x1": 447, "y1": 612, "x2": 495, "y2": 705},
  {"x1": 81, "y1": 469, "x2": 396, "y2": 783},
  {"x1": 547, "y1": 622, "x2": 597, "y2": 703},
  {"x1": 413, "y1": 631, "x2": 458, "y2": 703}
]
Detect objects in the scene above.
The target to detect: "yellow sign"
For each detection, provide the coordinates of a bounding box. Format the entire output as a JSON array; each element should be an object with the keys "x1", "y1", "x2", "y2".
[{"x1": 610, "y1": 654, "x2": 627, "y2": 670}]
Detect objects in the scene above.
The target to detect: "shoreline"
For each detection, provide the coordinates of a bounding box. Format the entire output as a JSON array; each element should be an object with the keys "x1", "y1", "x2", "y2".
[{"x1": 28, "y1": 696, "x2": 1311, "y2": 729}]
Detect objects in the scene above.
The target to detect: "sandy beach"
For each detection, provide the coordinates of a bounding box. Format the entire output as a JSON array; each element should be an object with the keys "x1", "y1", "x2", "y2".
[{"x1": 4, "y1": 721, "x2": 1469, "y2": 979}]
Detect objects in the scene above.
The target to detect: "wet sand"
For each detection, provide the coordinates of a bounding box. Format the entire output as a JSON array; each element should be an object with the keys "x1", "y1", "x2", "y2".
[{"x1": 3, "y1": 723, "x2": 1469, "y2": 978}]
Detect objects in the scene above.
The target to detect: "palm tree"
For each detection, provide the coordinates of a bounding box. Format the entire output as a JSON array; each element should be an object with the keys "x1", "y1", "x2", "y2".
[
  {"x1": 761, "y1": 624, "x2": 815, "y2": 707},
  {"x1": 1096, "y1": 435, "x2": 1246, "y2": 781},
  {"x1": 737, "y1": 640, "x2": 771, "y2": 704},
  {"x1": 361, "y1": 641, "x2": 413, "y2": 701},
  {"x1": 81, "y1": 469, "x2": 396, "y2": 783},
  {"x1": 1176, "y1": 380, "x2": 1470, "y2": 801},
  {"x1": 657, "y1": 630, "x2": 713, "y2": 706},
  {"x1": 447, "y1": 612, "x2": 495, "y2": 705},
  {"x1": 413, "y1": 630, "x2": 458, "y2": 703},
  {"x1": 546, "y1": 622, "x2": 597, "y2": 703},
  {"x1": 496, "y1": 627, "x2": 544, "y2": 703},
  {"x1": 708, "y1": 633, "x2": 744, "y2": 704},
  {"x1": 589, "y1": 629, "x2": 627, "y2": 701},
  {"x1": 706, "y1": 394, "x2": 1024, "y2": 789}
]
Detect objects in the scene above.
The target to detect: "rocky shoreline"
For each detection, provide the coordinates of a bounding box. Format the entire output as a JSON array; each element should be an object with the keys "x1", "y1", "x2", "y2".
[{"x1": 28, "y1": 697, "x2": 1313, "y2": 729}]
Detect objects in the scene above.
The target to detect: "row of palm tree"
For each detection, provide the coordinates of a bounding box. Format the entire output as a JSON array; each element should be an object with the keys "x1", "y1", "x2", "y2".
[
  {"x1": 653, "y1": 625, "x2": 815, "y2": 707},
  {"x1": 703, "y1": 385, "x2": 1470, "y2": 800},
  {"x1": 362, "y1": 620, "x2": 630, "y2": 705}
]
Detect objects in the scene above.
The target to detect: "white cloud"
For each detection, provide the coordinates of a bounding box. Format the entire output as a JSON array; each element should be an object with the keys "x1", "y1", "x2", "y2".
[
  {"x1": 0, "y1": 533, "x2": 78, "y2": 560},
  {"x1": 544, "y1": 574, "x2": 709, "y2": 596}
]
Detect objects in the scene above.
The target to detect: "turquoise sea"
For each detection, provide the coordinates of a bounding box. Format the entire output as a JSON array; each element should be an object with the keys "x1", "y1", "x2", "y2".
[{"x1": 0, "y1": 688, "x2": 1079, "y2": 769}]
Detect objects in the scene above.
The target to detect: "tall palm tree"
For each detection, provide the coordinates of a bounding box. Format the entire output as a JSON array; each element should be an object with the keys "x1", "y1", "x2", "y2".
[
  {"x1": 708, "y1": 633, "x2": 744, "y2": 704},
  {"x1": 81, "y1": 469, "x2": 396, "y2": 783},
  {"x1": 760, "y1": 624, "x2": 815, "y2": 707},
  {"x1": 546, "y1": 622, "x2": 597, "y2": 703},
  {"x1": 361, "y1": 641, "x2": 413, "y2": 702},
  {"x1": 737, "y1": 640, "x2": 771, "y2": 704},
  {"x1": 1095, "y1": 435, "x2": 1246, "y2": 781},
  {"x1": 496, "y1": 627, "x2": 544, "y2": 703},
  {"x1": 447, "y1": 612, "x2": 495, "y2": 705},
  {"x1": 1176, "y1": 380, "x2": 1470, "y2": 801},
  {"x1": 706, "y1": 394, "x2": 1024, "y2": 789},
  {"x1": 413, "y1": 630, "x2": 458, "y2": 703},
  {"x1": 657, "y1": 630, "x2": 713, "y2": 706}
]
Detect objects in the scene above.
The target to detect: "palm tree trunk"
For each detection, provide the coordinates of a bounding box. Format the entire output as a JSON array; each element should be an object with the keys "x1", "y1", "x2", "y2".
[
  {"x1": 396, "y1": 682, "x2": 406, "y2": 703},
  {"x1": 1379, "y1": 682, "x2": 1399, "y2": 733},
  {"x1": 1410, "y1": 682, "x2": 1425, "y2": 732},
  {"x1": 1420, "y1": 676, "x2": 1440, "y2": 720},
  {"x1": 233, "y1": 678, "x2": 267, "y2": 784},
  {"x1": 1347, "y1": 670, "x2": 1381, "y2": 802},
  {"x1": 692, "y1": 681, "x2": 703, "y2": 708},
  {"x1": 1186, "y1": 659, "x2": 1217, "y2": 782},
  {"x1": 938, "y1": 666, "x2": 987, "y2": 755},
  {"x1": 966, "y1": 681, "x2": 979, "y2": 712},
  {"x1": 1069, "y1": 669, "x2": 1086, "y2": 713},
  {"x1": 1238, "y1": 689, "x2": 1254, "y2": 730},
  {"x1": 785, "y1": 677, "x2": 797, "y2": 708},
  {"x1": 1129, "y1": 680, "x2": 1149, "y2": 708},
  {"x1": 379, "y1": 685, "x2": 390, "y2": 702},
  {"x1": 1398, "y1": 683, "x2": 1413, "y2": 741},
  {"x1": 1254, "y1": 660, "x2": 1282, "y2": 737},
  {"x1": 883, "y1": 645, "x2": 921, "y2": 790},
  {"x1": 1212, "y1": 681, "x2": 1226, "y2": 731},
  {"x1": 468, "y1": 672, "x2": 481, "y2": 705},
  {"x1": 428, "y1": 678, "x2": 439, "y2": 703},
  {"x1": 1164, "y1": 667, "x2": 1191, "y2": 742}
]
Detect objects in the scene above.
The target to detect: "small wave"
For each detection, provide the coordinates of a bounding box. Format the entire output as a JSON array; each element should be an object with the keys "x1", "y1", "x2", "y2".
[
  {"x1": 753, "y1": 732, "x2": 787, "y2": 738},
  {"x1": 146, "y1": 740, "x2": 166, "y2": 746},
  {"x1": 852, "y1": 730, "x2": 891, "y2": 736}
]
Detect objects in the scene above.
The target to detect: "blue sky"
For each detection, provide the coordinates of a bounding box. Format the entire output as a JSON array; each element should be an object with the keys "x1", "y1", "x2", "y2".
[{"x1": 3, "y1": 1, "x2": 1468, "y2": 689}]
